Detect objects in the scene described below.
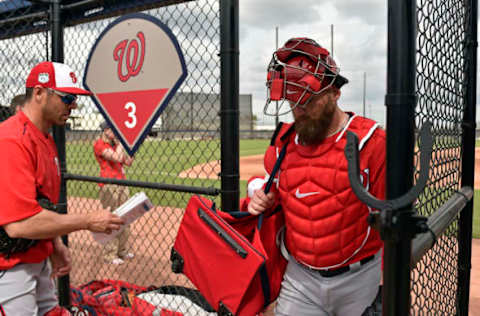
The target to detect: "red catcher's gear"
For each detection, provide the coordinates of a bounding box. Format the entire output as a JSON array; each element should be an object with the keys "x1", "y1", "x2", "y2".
[
  {"x1": 264, "y1": 114, "x2": 385, "y2": 269},
  {"x1": 264, "y1": 37, "x2": 348, "y2": 116}
]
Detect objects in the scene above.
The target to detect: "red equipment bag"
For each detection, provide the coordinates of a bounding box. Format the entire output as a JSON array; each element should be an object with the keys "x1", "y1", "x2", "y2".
[
  {"x1": 69, "y1": 279, "x2": 157, "y2": 315},
  {"x1": 171, "y1": 195, "x2": 286, "y2": 316},
  {"x1": 171, "y1": 142, "x2": 289, "y2": 316}
]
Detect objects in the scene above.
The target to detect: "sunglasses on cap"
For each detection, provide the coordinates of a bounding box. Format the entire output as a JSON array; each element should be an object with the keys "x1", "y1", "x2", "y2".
[{"x1": 48, "y1": 88, "x2": 77, "y2": 105}]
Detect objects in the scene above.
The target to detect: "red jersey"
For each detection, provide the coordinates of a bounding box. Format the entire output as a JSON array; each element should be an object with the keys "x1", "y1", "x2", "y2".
[
  {"x1": 264, "y1": 115, "x2": 385, "y2": 268},
  {"x1": 0, "y1": 112, "x2": 60, "y2": 269},
  {"x1": 93, "y1": 139, "x2": 125, "y2": 187}
]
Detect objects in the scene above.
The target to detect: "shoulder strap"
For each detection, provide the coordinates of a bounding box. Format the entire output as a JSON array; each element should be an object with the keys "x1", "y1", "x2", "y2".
[
  {"x1": 280, "y1": 124, "x2": 295, "y2": 142},
  {"x1": 270, "y1": 122, "x2": 284, "y2": 146},
  {"x1": 264, "y1": 140, "x2": 288, "y2": 194},
  {"x1": 257, "y1": 139, "x2": 288, "y2": 309},
  {"x1": 270, "y1": 122, "x2": 295, "y2": 146},
  {"x1": 257, "y1": 139, "x2": 288, "y2": 229}
]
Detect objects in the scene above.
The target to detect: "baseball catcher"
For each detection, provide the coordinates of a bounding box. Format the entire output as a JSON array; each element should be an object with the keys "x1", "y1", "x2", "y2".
[{"x1": 248, "y1": 37, "x2": 385, "y2": 315}]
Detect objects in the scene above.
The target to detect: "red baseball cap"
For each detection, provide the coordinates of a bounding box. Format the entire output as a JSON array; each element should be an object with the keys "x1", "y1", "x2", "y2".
[{"x1": 26, "y1": 61, "x2": 92, "y2": 95}]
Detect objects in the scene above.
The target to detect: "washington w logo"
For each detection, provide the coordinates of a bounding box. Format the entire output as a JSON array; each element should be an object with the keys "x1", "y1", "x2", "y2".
[{"x1": 113, "y1": 31, "x2": 146, "y2": 82}]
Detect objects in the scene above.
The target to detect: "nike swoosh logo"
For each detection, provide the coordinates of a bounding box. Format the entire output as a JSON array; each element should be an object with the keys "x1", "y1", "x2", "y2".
[
  {"x1": 286, "y1": 90, "x2": 297, "y2": 95},
  {"x1": 295, "y1": 188, "x2": 320, "y2": 199}
]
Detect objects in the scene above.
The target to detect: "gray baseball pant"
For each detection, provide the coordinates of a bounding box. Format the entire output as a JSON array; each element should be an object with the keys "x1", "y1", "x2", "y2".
[
  {"x1": 275, "y1": 251, "x2": 381, "y2": 316},
  {"x1": 0, "y1": 260, "x2": 58, "y2": 315}
]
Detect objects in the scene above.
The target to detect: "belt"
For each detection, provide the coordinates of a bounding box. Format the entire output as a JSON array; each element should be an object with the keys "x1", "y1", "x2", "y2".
[{"x1": 311, "y1": 255, "x2": 375, "y2": 278}]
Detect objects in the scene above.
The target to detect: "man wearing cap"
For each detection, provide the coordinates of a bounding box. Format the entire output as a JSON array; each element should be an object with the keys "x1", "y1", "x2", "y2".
[
  {"x1": 0, "y1": 61, "x2": 125, "y2": 315},
  {"x1": 93, "y1": 121, "x2": 134, "y2": 265},
  {"x1": 247, "y1": 38, "x2": 386, "y2": 315}
]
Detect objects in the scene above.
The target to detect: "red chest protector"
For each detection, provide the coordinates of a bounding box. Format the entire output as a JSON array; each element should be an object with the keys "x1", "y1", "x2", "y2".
[{"x1": 264, "y1": 114, "x2": 385, "y2": 269}]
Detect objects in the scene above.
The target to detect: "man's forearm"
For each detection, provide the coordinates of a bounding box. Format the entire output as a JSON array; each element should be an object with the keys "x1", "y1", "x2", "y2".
[
  {"x1": 3, "y1": 209, "x2": 88, "y2": 240},
  {"x1": 115, "y1": 144, "x2": 129, "y2": 163},
  {"x1": 102, "y1": 147, "x2": 125, "y2": 163}
]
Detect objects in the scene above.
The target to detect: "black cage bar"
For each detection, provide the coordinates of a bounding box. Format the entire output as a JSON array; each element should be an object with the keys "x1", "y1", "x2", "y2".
[
  {"x1": 384, "y1": 0, "x2": 477, "y2": 315},
  {"x1": 0, "y1": 0, "x2": 237, "y2": 313},
  {"x1": 457, "y1": 0, "x2": 477, "y2": 315},
  {"x1": 384, "y1": 0, "x2": 417, "y2": 314},
  {"x1": 0, "y1": 0, "x2": 475, "y2": 314}
]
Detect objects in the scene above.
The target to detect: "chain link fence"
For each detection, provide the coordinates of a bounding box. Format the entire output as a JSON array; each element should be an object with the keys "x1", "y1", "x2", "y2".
[
  {"x1": 0, "y1": 0, "x2": 476, "y2": 315},
  {"x1": 0, "y1": 0, "x2": 228, "y2": 314},
  {"x1": 66, "y1": 1, "x2": 223, "y2": 314},
  {"x1": 412, "y1": 0, "x2": 473, "y2": 314}
]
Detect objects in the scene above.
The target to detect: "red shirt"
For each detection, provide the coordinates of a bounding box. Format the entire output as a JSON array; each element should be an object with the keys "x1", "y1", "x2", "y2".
[
  {"x1": 93, "y1": 139, "x2": 125, "y2": 187},
  {"x1": 0, "y1": 112, "x2": 60, "y2": 269}
]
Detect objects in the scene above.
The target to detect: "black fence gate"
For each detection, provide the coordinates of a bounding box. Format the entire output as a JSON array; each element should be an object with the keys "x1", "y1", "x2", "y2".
[
  {"x1": 0, "y1": 0, "x2": 476, "y2": 315},
  {"x1": 380, "y1": 0, "x2": 477, "y2": 315},
  {"x1": 0, "y1": 0, "x2": 239, "y2": 314}
]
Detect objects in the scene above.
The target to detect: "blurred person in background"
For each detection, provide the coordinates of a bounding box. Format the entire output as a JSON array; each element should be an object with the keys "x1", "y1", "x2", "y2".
[
  {"x1": 9, "y1": 93, "x2": 26, "y2": 115},
  {"x1": 93, "y1": 121, "x2": 135, "y2": 265}
]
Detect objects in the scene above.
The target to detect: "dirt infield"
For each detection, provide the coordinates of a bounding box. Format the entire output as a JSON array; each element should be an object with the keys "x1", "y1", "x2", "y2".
[
  {"x1": 475, "y1": 148, "x2": 480, "y2": 189},
  {"x1": 178, "y1": 154, "x2": 265, "y2": 180},
  {"x1": 65, "y1": 153, "x2": 480, "y2": 314},
  {"x1": 67, "y1": 197, "x2": 194, "y2": 288},
  {"x1": 182, "y1": 148, "x2": 480, "y2": 187},
  {"x1": 67, "y1": 194, "x2": 480, "y2": 315}
]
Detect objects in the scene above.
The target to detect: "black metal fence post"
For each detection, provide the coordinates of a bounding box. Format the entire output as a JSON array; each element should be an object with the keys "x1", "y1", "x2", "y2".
[
  {"x1": 219, "y1": 0, "x2": 239, "y2": 212},
  {"x1": 458, "y1": 1, "x2": 478, "y2": 315},
  {"x1": 384, "y1": 0, "x2": 416, "y2": 314},
  {"x1": 0, "y1": 0, "x2": 232, "y2": 314},
  {"x1": 50, "y1": 0, "x2": 70, "y2": 307}
]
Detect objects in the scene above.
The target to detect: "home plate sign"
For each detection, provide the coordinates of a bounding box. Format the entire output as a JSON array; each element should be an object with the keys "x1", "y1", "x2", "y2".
[{"x1": 84, "y1": 13, "x2": 187, "y2": 155}]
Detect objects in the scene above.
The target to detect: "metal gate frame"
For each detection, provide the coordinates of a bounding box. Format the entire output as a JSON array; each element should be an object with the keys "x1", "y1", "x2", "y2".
[
  {"x1": 383, "y1": 0, "x2": 477, "y2": 315},
  {"x1": 0, "y1": 0, "x2": 476, "y2": 313}
]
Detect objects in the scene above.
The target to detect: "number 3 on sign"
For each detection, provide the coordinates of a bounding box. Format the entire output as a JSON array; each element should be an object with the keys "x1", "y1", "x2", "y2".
[{"x1": 124, "y1": 102, "x2": 137, "y2": 128}]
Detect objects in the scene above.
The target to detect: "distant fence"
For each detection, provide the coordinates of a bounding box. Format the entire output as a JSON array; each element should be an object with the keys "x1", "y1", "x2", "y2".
[{"x1": 64, "y1": 129, "x2": 273, "y2": 142}]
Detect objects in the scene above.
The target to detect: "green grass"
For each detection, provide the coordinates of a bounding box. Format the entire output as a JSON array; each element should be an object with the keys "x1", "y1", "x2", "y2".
[
  {"x1": 66, "y1": 138, "x2": 270, "y2": 208},
  {"x1": 66, "y1": 136, "x2": 480, "y2": 236},
  {"x1": 474, "y1": 191, "x2": 480, "y2": 238},
  {"x1": 473, "y1": 141, "x2": 480, "y2": 238}
]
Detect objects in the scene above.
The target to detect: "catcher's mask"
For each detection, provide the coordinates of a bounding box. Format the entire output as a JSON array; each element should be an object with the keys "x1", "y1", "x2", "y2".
[{"x1": 264, "y1": 37, "x2": 348, "y2": 116}]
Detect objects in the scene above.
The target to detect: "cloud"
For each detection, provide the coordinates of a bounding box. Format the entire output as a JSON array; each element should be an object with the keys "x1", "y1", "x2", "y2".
[
  {"x1": 238, "y1": 0, "x2": 388, "y2": 125},
  {"x1": 334, "y1": 0, "x2": 387, "y2": 25},
  {"x1": 240, "y1": 0, "x2": 322, "y2": 30}
]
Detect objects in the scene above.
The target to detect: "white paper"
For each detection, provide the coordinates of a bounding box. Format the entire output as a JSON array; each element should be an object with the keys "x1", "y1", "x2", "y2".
[
  {"x1": 91, "y1": 191, "x2": 153, "y2": 244},
  {"x1": 137, "y1": 292, "x2": 217, "y2": 316}
]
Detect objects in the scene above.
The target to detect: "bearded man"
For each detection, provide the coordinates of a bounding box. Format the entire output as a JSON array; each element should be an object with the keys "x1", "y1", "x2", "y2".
[{"x1": 247, "y1": 37, "x2": 386, "y2": 316}]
